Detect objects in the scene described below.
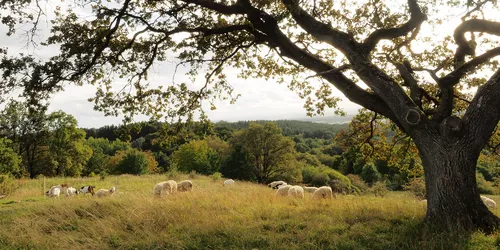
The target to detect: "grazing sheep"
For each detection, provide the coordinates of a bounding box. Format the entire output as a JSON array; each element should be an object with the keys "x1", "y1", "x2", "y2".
[
  {"x1": 177, "y1": 180, "x2": 193, "y2": 192},
  {"x1": 268, "y1": 181, "x2": 287, "y2": 189},
  {"x1": 50, "y1": 184, "x2": 69, "y2": 193},
  {"x1": 288, "y1": 185, "x2": 305, "y2": 199},
  {"x1": 312, "y1": 186, "x2": 334, "y2": 199},
  {"x1": 66, "y1": 187, "x2": 79, "y2": 197},
  {"x1": 303, "y1": 186, "x2": 319, "y2": 193},
  {"x1": 275, "y1": 185, "x2": 292, "y2": 196},
  {"x1": 45, "y1": 187, "x2": 61, "y2": 198},
  {"x1": 95, "y1": 187, "x2": 117, "y2": 198},
  {"x1": 481, "y1": 196, "x2": 496, "y2": 208},
  {"x1": 223, "y1": 179, "x2": 235, "y2": 186},
  {"x1": 79, "y1": 185, "x2": 96, "y2": 196},
  {"x1": 153, "y1": 180, "x2": 177, "y2": 196}
]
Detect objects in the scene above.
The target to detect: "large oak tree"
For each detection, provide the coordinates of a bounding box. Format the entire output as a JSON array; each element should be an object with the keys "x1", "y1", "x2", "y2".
[{"x1": 2, "y1": 0, "x2": 500, "y2": 231}]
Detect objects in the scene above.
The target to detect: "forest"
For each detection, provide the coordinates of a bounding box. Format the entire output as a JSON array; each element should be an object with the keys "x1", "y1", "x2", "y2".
[{"x1": 2, "y1": 100, "x2": 499, "y2": 199}]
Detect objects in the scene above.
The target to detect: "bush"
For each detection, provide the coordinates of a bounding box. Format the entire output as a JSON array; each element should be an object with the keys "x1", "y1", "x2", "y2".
[
  {"x1": 302, "y1": 165, "x2": 355, "y2": 194},
  {"x1": 189, "y1": 170, "x2": 198, "y2": 179},
  {"x1": 0, "y1": 175, "x2": 19, "y2": 196},
  {"x1": 311, "y1": 172, "x2": 330, "y2": 187},
  {"x1": 210, "y1": 172, "x2": 222, "y2": 182},
  {"x1": 112, "y1": 149, "x2": 159, "y2": 175},
  {"x1": 361, "y1": 163, "x2": 380, "y2": 186},
  {"x1": 477, "y1": 173, "x2": 495, "y2": 195},
  {"x1": 370, "y1": 181, "x2": 389, "y2": 197},
  {"x1": 347, "y1": 174, "x2": 369, "y2": 194},
  {"x1": 404, "y1": 177, "x2": 426, "y2": 200},
  {"x1": 166, "y1": 168, "x2": 180, "y2": 179}
]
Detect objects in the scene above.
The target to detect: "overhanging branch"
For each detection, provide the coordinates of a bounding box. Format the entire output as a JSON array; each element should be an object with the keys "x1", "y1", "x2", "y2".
[
  {"x1": 363, "y1": 0, "x2": 427, "y2": 53},
  {"x1": 454, "y1": 19, "x2": 500, "y2": 67}
]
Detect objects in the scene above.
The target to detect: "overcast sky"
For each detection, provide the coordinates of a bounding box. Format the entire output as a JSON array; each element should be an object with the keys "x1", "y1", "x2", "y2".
[{"x1": 3, "y1": 30, "x2": 361, "y2": 128}]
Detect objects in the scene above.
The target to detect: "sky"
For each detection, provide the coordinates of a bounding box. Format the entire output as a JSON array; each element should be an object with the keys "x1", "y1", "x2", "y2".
[{"x1": 3, "y1": 29, "x2": 361, "y2": 128}]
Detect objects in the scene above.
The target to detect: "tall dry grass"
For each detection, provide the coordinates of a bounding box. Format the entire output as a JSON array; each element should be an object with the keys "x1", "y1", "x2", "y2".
[{"x1": 0, "y1": 174, "x2": 499, "y2": 249}]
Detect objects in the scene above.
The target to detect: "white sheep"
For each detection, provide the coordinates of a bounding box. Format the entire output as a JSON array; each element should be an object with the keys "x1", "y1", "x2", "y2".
[
  {"x1": 45, "y1": 187, "x2": 61, "y2": 198},
  {"x1": 303, "y1": 186, "x2": 319, "y2": 193},
  {"x1": 312, "y1": 186, "x2": 334, "y2": 199},
  {"x1": 153, "y1": 180, "x2": 177, "y2": 196},
  {"x1": 268, "y1": 181, "x2": 287, "y2": 189},
  {"x1": 177, "y1": 180, "x2": 193, "y2": 192},
  {"x1": 481, "y1": 195, "x2": 496, "y2": 208},
  {"x1": 223, "y1": 179, "x2": 235, "y2": 186},
  {"x1": 95, "y1": 187, "x2": 116, "y2": 198},
  {"x1": 65, "y1": 187, "x2": 78, "y2": 197},
  {"x1": 288, "y1": 185, "x2": 305, "y2": 199},
  {"x1": 275, "y1": 184, "x2": 292, "y2": 196}
]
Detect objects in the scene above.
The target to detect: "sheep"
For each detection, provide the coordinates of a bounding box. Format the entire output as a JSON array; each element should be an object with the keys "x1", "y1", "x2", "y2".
[
  {"x1": 275, "y1": 184, "x2": 292, "y2": 196},
  {"x1": 223, "y1": 179, "x2": 235, "y2": 186},
  {"x1": 312, "y1": 186, "x2": 334, "y2": 199},
  {"x1": 268, "y1": 181, "x2": 287, "y2": 189},
  {"x1": 153, "y1": 180, "x2": 177, "y2": 196},
  {"x1": 79, "y1": 185, "x2": 96, "y2": 196},
  {"x1": 288, "y1": 185, "x2": 305, "y2": 199},
  {"x1": 177, "y1": 180, "x2": 193, "y2": 192},
  {"x1": 50, "y1": 184, "x2": 69, "y2": 193},
  {"x1": 65, "y1": 187, "x2": 79, "y2": 197},
  {"x1": 45, "y1": 187, "x2": 61, "y2": 198},
  {"x1": 303, "y1": 186, "x2": 319, "y2": 193},
  {"x1": 481, "y1": 196, "x2": 496, "y2": 208},
  {"x1": 95, "y1": 187, "x2": 117, "y2": 198}
]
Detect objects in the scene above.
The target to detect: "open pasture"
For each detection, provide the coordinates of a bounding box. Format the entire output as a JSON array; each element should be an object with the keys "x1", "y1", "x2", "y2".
[{"x1": 1, "y1": 174, "x2": 499, "y2": 249}]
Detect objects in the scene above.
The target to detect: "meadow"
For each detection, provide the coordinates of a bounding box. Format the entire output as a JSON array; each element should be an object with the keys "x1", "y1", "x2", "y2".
[{"x1": 1, "y1": 174, "x2": 500, "y2": 250}]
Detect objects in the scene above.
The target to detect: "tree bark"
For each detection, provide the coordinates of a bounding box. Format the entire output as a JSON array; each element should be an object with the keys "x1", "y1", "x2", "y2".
[{"x1": 415, "y1": 131, "x2": 499, "y2": 233}]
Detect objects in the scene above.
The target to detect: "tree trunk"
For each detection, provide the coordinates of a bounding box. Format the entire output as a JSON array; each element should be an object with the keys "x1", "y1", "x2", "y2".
[{"x1": 417, "y1": 136, "x2": 499, "y2": 233}]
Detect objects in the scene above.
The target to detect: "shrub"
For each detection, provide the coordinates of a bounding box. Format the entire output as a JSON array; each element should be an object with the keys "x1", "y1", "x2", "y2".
[
  {"x1": 112, "y1": 149, "x2": 159, "y2": 175},
  {"x1": 210, "y1": 172, "x2": 222, "y2": 182},
  {"x1": 347, "y1": 174, "x2": 369, "y2": 194},
  {"x1": 189, "y1": 170, "x2": 198, "y2": 179},
  {"x1": 477, "y1": 173, "x2": 495, "y2": 195},
  {"x1": 311, "y1": 172, "x2": 330, "y2": 187},
  {"x1": 370, "y1": 181, "x2": 389, "y2": 197},
  {"x1": 302, "y1": 165, "x2": 355, "y2": 194},
  {"x1": 166, "y1": 168, "x2": 180, "y2": 179},
  {"x1": 0, "y1": 175, "x2": 19, "y2": 196},
  {"x1": 361, "y1": 163, "x2": 380, "y2": 186},
  {"x1": 404, "y1": 177, "x2": 426, "y2": 200}
]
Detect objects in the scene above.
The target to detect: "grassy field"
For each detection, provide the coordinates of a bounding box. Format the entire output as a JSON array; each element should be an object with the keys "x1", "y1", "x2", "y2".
[{"x1": 1, "y1": 174, "x2": 500, "y2": 250}]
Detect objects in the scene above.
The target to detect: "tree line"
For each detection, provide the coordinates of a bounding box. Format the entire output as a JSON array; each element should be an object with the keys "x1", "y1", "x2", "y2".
[{"x1": 2, "y1": 101, "x2": 500, "y2": 199}]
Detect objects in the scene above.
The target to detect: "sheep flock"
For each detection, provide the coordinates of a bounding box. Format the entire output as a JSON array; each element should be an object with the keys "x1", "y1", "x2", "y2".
[{"x1": 41, "y1": 178, "x2": 498, "y2": 211}]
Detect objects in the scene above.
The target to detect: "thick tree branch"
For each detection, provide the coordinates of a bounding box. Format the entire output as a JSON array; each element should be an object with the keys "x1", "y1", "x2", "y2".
[
  {"x1": 454, "y1": 19, "x2": 500, "y2": 67},
  {"x1": 393, "y1": 60, "x2": 421, "y2": 106},
  {"x1": 363, "y1": 0, "x2": 427, "y2": 53},
  {"x1": 280, "y1": 0, "x2": 355, "y2": 54},
  {"x1": 463, "y1": 69, "x2": 500, "y2": 152},
  {"x1": 434, "y1": 46, "x2": 500, "y2": 122},
  {"x1": 182, "y1": 0, "x2": 245, "y2": 15},
  {"x1": 441, "y1": 47, "x2": 500, "y2": 87},
  {"x1": 240, "y1": 4, "x2": 400, "y2": 126},
  {"x1": 281, "y1": 0, "x2": 418, "y2": 129}
]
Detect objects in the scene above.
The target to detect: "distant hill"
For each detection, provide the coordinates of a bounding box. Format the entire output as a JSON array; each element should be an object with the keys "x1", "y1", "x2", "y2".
[
  {"x1": 83, "y1": 119, "x2": 351, "y2": 141},
  {"x1": 296, "y1": 115, "x2": 354, "y2": 124},
  {"x1": 214, "y1": 120, "x2": 349, "y2": 139}
]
